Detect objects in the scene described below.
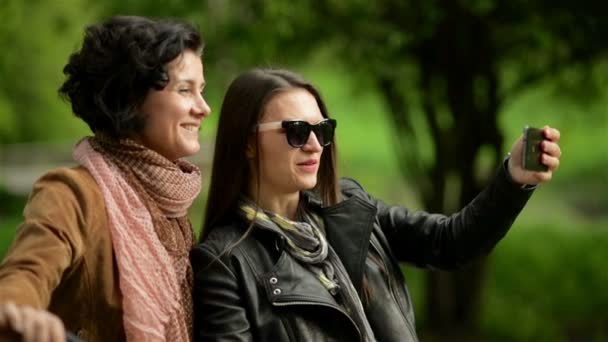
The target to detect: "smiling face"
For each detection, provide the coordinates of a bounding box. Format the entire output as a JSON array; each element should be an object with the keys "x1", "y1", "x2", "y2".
[
  {"x1": 252, "y1": 88, "x2": 326, "y2": 198},
  {"x1": 134, "y1": 49, "x2": 211, "y2": 160}
]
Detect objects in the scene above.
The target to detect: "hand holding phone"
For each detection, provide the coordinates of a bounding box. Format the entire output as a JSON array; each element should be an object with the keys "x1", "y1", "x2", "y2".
[{"x1": 522, "y1": 125, "x2": 549, "y2": 172}]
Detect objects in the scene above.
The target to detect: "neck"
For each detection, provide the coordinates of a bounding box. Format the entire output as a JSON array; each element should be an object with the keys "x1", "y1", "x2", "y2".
[{"x1": 248, "y1": 186, "x2": 301, "y2": 220}]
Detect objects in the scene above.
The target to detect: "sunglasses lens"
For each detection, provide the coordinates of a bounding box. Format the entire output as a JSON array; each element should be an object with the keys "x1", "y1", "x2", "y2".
[
  {"x1": 285, "y1": 121, "x2": 311, "y2": 147},
  {"x1": 315, "y1": 120, "x2": 335, "y2": 146},
  {"x1": 284, "y1": 119, "x2": 336, "y2": 148}
]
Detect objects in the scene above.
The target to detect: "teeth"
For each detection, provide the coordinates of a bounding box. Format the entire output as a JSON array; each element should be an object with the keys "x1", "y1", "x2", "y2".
[{"x1": 183, "y1": 125, "x2": 198, "y2": 132}]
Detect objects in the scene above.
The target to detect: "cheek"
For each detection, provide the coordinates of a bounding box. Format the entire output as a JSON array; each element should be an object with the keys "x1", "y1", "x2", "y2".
[
  {"x1": 174, "y1": 100, "x2": 192, "y2": 115},
  {"x1": 144, "y1": 116, "x2": 169, "y2": 139},
  {"x1": 147, "y1": 100, "x2": 187, "y2": 125},
  {"x1": 259, "y1": 140, "x2": 292, "y2": 172}
]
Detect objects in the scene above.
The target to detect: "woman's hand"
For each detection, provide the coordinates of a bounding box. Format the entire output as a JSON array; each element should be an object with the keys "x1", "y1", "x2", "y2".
[
  {"x1": 0, "y1": 302, "x2": 66, "y2": 342},
  {"x1": 507, "y1": 125, "x2": 561, "y2": 186}
]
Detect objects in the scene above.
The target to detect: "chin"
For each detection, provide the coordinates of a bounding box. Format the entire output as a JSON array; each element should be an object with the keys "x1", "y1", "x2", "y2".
[
  {"x1": 180, "y1": 144, "x2": 201, "y2": 158},
  {"x1": 297, "y1": 177, "x2": 318, "y2": 191}
]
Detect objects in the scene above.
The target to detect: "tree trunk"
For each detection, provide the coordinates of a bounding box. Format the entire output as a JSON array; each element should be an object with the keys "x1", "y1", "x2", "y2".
[{"x1": 378, "y1": 3, "x2": 505, "y2": 338}]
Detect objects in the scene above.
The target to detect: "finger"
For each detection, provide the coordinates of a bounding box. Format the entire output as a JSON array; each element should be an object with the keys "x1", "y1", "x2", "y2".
[
  {"x1": 33, "y1": 316, "x2": 48, "y2": 342},
  {"x1": 541, "y1": 154, "x2": 560, "y2": 171},
  {"x1": 542, "y1": 126, "x2": 561, "y2": 142},
  {"x1": 541, "y1": 141, "x2": 562, "y2": 158},
  {"x1": 46, "y1": 313, "x2": 65, "y2": 342},
  {"x1": 0, "y1": 311, "x2": 14, "y2": 336},
  {"x1": 20, "y1": 307, "x2": 40, "y2": 342},
  {"x1": 3, "y1": 303, "x2": 22, "y2": 333},
  {"x1": 533, "y1": 169, "x2": 553, "y2": 183},
  {"x1": 22, "y1": 307, "x2": 48, "y2": 342},
  {"x1": 33, "y1": 312, "x2": 59, "y2": 342}
]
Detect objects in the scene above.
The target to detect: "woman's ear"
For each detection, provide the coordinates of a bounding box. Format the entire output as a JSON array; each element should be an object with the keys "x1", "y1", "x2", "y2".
[
  {"x1": 245, "y1": 137, "x2": 256, "y2": 159},
  {"x1": 246, "y1": 146, "x2": 255, "y2": 159}
]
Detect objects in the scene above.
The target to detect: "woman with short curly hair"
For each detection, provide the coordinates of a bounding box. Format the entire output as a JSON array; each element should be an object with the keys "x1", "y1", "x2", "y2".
[{"x1": 0, "y1": 15, "x2": 210, "y2": 341}]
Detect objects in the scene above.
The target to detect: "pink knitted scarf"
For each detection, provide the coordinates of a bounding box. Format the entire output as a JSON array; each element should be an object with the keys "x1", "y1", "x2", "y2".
[{"x1": 73, "y1": 137, "x2": 201, "y2": 341}]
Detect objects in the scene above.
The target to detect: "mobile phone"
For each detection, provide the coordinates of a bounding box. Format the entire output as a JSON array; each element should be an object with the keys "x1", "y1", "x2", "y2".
[{"x1": 522, "y1": 125, "x2": 548, "y2": 172}]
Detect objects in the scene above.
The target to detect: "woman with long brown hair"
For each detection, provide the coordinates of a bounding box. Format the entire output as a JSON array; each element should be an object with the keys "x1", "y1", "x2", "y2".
[{"x1": 192, "y1": 68, "x2": 561, "y2": 341}]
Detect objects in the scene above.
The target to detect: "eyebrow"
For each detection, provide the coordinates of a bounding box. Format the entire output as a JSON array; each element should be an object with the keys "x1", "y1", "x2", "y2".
[{"x1": 175, "y1": 78, "x2": 206, "y2": 89}]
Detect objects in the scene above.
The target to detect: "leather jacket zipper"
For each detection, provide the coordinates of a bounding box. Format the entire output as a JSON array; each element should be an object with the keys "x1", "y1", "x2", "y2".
[
  {"x1": 370, "y1": 237, "x2": 418, "y2": 340},
  {"x1": 272, "y1": 299, "x2": 365, "y2": 342}
]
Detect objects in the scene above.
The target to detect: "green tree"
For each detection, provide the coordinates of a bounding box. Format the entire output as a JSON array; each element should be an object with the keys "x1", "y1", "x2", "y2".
[
  {"x1": 179, "y1": 1, "x2": 608, "y2": 338},
  {"x1": 98, "y1": 0, "x2": 608, "y2": 338},
  {"x1": 0, "y1": 0, "x2": 98, "y2": 144}
]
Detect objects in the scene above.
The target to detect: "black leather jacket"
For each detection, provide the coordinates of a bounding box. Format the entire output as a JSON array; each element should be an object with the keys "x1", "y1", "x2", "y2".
[{"x1": 192, "y1": 165, "x2": 533, "y2": 341}]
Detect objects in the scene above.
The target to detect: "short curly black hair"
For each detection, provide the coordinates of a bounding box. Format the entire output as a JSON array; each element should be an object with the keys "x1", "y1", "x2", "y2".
[{"x1": 59, "y1": 15, "x2": 203, "y2": 138}]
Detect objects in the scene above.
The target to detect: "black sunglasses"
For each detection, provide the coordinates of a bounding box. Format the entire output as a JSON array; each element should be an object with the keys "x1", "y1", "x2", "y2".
[{"x1": 256, "y1": 118, "x2": 337, "y2": 148}]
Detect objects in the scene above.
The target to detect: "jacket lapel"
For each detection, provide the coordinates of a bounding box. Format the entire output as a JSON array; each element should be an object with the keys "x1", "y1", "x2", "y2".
[{"x1": 321, "y1": 195, "x2": 377, "y2": 295}]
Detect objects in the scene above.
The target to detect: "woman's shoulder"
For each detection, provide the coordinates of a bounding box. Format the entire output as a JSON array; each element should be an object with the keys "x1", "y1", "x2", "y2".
[
  {"x1": 339, "y1": 177, "x2": 366, "y2": 192},
  {"x1": 192, "y1": 223, "x2": 252, "y2": 274},
  {"x1": 33, "y1": 166, "x2": 99, "y2": 195},
  {"x1": 338, "y1": 177, "x2": 374, "y2": 201},
  {"x1": 26, "y1": 166, "x2": 106, "y2": 225},
  {"x1": 193, "y1": 222, "x2": 281, "y2": 280},
  {"x1": 20, "y1": 167, "x2": 110, "y2": 266},
  {"x1": 196, "y1": 222, "x2": 248, "y2": 256},
  {"x1": 196, "y1": 221, "x2": 277, "y2": 261}
]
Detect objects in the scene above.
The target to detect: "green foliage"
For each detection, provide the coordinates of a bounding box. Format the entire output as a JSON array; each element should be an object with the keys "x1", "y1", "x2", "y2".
[
  {"x1": 0, "y1": 1, "x2": 606, "y2": 339},
  {"x1": 0, "y1": 186, "x2": 27, "y2": 217},
  {"x1": 181, "y1": 1, "x2": 608, "y2": 229},
  {"x1": 501, "y1": 81, "x2": 608, "y2": 221},
  {"x1": 0, "y1": 0, "x2": 98, "y2": 144},
  {"x1": 0, "y1": 186, "x2": 27, "y2": 256},
  {"x1": 0, "y1": 217, "x2": 20, "y2": 258},
  {"x1": 398, "y1": 222, "x2": 608, "y2": 341},
  {"x1": 481, "y1": 223, "x2": 608, "y2": 341}
]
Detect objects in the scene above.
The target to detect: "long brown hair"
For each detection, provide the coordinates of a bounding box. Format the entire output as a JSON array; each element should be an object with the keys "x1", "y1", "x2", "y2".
[{"x1": 201, "y1": 68, "x2": 339, "y2": 241}]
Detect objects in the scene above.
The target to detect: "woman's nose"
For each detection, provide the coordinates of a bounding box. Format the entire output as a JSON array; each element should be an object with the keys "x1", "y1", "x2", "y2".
[
  {"x1": 192, "y1": 94, "x2": 211, "y2": 117},
  {"x1": 302, "y1": 131, "x2": 323, "y2": 152}
]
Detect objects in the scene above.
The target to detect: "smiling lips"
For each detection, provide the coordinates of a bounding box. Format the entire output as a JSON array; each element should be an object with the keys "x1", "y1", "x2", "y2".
[
  {"x1": 182, "y1": 123, "x2": 200, "y2": 132},
  {"x1": 297, "y1": 159, "x2": 319, "y2": 173}
]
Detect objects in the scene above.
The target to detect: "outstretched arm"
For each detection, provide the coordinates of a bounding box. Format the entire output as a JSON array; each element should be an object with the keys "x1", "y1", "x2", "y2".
[
  {"x1": 0, "y1": 169, "x2": 89, "y2": 341},
  {"x1": 358, "y1": 126, "x2": 562, "y2": 269}
]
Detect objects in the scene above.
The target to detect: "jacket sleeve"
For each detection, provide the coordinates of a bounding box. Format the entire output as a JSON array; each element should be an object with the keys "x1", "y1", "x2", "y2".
[
  {"x1": 0, "y1": 169, "x2": 86, "y2": 308},
  {"x1": 191, "y1": 245, "x2": 253, "y2": 342},
  {"x1": 344, "y1": 160, "x2": 534, "y2": 270}
]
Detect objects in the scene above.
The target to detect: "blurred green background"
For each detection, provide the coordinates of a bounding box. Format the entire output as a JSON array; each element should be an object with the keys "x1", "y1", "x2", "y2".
[{"x1": 1, "y1": 1, "x2": 607, "y2": 341}]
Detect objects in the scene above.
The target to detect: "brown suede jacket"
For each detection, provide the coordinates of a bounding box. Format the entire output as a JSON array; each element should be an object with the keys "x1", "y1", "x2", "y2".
[{"x1": 0, "y1": 166, "x2": 125, "y2": 341}]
